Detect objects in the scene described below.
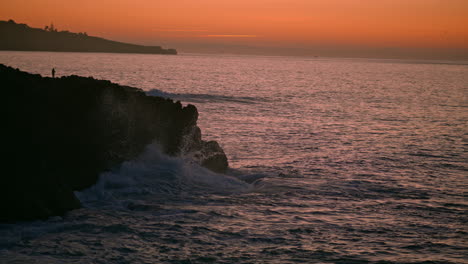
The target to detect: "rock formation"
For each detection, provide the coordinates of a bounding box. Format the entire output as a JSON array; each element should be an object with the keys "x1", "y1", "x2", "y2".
[{"x1": 1, "y1": 64, "x2": 227, "y2": 222}]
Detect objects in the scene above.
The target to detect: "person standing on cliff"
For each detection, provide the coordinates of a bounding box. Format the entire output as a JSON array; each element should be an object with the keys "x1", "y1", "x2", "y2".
[{"x1": 52, "y1": 68, "x2": 55, "y2": 78}]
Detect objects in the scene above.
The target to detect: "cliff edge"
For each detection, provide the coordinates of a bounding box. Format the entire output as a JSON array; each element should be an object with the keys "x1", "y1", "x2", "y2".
[{"x1": 1, "y1": 64, "x2": 227, "y2": 222}]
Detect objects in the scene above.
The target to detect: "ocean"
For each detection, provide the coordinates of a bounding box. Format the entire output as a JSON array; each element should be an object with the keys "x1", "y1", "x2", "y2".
[{"x1": 0, "y1": 51, "x2": 467, "y2": 264}]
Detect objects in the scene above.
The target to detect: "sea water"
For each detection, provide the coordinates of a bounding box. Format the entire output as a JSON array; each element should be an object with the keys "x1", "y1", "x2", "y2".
[{"x1": 0, "y1": 51, "x2": 467, "y2": 263}]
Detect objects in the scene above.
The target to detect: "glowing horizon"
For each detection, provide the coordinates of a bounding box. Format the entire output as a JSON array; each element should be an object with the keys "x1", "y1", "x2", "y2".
[{"x1": 1, "y1": 0, "x2": 468, "y2": 59}]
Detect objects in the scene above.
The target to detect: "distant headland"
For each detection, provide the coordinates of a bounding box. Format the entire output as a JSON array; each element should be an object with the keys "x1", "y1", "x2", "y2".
[{"x1": 0, "y1": 19, "x2": 177, "y2": 55}]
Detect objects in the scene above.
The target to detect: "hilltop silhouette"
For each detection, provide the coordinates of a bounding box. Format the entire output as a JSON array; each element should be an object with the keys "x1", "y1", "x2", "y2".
[{"x1": 0, "y1": 19, "x2": 177, "y2": 55}]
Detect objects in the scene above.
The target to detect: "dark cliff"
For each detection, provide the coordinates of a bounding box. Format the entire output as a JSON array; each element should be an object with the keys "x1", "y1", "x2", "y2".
[
  {"x1": 1, "y1": 64, "x2": 227, "y2": 222},
  {"x1": 0, "y1": 20, "x2": 177, "y2": 55}
]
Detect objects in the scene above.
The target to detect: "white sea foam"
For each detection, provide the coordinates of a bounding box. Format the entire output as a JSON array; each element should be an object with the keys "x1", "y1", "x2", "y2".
[
  {"x1": 75, "y1": 143, "x2": 250, "y2": 208},
  {"x1": 145, "y1": 89, "x2": 174, "y2": 98}
]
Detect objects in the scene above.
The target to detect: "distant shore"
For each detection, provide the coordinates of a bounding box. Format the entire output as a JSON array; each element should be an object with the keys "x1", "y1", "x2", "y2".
[{"x1": 0, "y1": 19, "x2": 177, "y2": 55}]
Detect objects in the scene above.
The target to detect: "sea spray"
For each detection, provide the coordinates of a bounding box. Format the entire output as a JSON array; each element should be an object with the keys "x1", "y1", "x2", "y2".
[{"x1": 76, "y1": 144, "x2": 250, "y2": 209}]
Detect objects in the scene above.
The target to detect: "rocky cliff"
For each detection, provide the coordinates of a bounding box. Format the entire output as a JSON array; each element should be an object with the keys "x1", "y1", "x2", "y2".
[{"x1": 1, "y1": 64, "x2": 227, "y2": 222}]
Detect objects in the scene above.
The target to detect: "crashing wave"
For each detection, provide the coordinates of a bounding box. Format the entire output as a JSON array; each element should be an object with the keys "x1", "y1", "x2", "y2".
[{"x1": 76, "y1": 144, "x2": 250, "y2": 209}]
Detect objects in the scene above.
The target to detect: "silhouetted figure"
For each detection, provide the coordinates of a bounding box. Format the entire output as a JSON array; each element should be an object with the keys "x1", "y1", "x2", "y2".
[{"x1": 52, "y1": 68, "x2": 55, "y2": 78}]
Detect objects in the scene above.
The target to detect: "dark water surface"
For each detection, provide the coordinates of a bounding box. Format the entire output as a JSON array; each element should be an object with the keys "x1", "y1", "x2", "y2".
[{"x1": 1, "y1": 52, "x2": 467, "y2": 263}]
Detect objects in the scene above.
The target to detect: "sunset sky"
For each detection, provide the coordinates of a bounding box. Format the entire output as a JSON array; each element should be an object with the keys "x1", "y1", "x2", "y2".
[{"x1": 2, "y1": 0, "x2": 468, "y2": 59}]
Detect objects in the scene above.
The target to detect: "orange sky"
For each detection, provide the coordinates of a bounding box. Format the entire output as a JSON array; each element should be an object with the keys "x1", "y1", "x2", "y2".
[{"x1": 2, "y1": 0, "x2": 468, "y2": 58}]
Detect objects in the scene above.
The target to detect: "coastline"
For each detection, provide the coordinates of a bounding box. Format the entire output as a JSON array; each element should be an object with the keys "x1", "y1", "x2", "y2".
[{"x1": 0, "y1": 20, "x2": 177, "y2": 55}]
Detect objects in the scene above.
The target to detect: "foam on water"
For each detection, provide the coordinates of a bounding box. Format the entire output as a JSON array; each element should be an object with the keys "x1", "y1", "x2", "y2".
[
  {"x1": 146, "y1": 89, "x2": 260, "y2": 105},
  {"x1": 145, "y1": 88, "x2": 174, "y2": 99},
  {"x1": 76, "y1": 143, "x2": 251, "y2": 209}
]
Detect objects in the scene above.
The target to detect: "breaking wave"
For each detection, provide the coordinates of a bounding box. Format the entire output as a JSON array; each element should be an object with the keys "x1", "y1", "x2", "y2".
[
  {"x1": 75, "y1": 143, "x2": 251, "y2": 209},
  {"x1": 146, "y1": 89, "x2": 260, "y2": 104}
]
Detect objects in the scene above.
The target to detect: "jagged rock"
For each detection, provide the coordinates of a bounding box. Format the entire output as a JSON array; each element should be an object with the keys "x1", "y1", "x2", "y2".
[
  {"x1": 200, "y1": 141, "x2": 229, "y2": 173},
  {"x1": 0, "y1": 64, "x2": 227, "y2": 222}
]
